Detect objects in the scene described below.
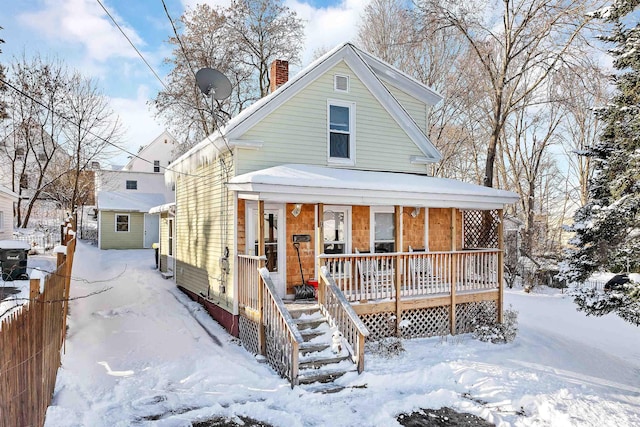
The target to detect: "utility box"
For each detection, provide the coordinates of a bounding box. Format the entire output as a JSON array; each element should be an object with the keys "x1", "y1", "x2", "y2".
[{"x1": 0, "y1": 241, "x2": 31, "y2": 281}]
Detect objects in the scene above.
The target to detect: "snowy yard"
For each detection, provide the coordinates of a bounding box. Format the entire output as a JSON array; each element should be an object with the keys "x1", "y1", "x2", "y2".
[{"x1": 44, "y1": 241, "x2": 640, "y2": 426}]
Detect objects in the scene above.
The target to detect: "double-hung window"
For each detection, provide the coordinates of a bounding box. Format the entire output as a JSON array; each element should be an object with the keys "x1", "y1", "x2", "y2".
[
  {"x1": 115, "y1": 214, "x2": 130, "y2": 232},
  {"x1": 328, "y1": 100, "x2": 355, "y2": 165},
  {"x1": 153, "y1": 160, "x2": 160, "y2": 173}
]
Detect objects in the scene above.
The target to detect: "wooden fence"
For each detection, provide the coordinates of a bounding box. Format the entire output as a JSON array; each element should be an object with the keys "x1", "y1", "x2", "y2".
[{"x1": 0, "y1": 233, "x2": 76, "y2": 427}]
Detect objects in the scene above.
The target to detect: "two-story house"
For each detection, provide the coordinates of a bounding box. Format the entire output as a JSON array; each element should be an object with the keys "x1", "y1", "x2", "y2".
[
  {"x1": 165, "y1": 43, "x2": 518, "y2": 384},
  {"x1": 95, "y1": 131, "x2": 177, "y2": 249}
]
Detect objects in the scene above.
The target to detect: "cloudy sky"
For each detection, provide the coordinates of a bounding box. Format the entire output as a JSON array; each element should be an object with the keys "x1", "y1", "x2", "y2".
[{"x1": 2, "y1": 0, "x2": 367, "y2": 164}]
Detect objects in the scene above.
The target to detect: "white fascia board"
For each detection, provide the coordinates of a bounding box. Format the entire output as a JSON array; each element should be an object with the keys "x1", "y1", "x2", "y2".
[
  {"x1": 229, "y1": 183, "x2": 518, "y2": 210},
  {"x1": 410, "y1": 156, "x2": 433, "y2": 165},
  {"x1": 343, "y1": 53, "x2": 442, "y2": 162},
  {"x1": 356, "y1": 49, "x2": 443, "y2": 106}
]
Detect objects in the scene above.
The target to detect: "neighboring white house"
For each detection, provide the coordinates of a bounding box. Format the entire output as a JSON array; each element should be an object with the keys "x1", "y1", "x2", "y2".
[
  {"x1": 0, "y1": 185, "x2": 18, "y2": 240},
  {"x1": 122, "y1": 131, "x2": 178, "y2": 174},
  {"x1": 94, "y1": 131, "x2": 177, "y2": 249}
]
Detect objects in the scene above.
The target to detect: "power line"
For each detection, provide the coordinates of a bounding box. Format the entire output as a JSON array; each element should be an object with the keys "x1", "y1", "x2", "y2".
[
  {"x1": 95, "y1": 0, "x2": 168, "y2": 91},
  {"x1": 0, "y1": 77, "x2": 201, "y2": 178}
]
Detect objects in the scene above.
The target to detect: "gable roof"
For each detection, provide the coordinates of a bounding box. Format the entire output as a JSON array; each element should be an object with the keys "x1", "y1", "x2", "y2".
[
  {"x1": 123, "y1": 130, "x2": 177, "y2": 171},
  {"x1": 170, "y1": 43, "x2": 444, "y2": 175},
  {"x1": 97, "y1": 192, "x2": 167, "y2": 212},
  {"x1": 228, "y1": 164, "x2": 519, "y2": 210},
  {"x1": 0, "y1": 185, "x2": 19, "y2": 200}
]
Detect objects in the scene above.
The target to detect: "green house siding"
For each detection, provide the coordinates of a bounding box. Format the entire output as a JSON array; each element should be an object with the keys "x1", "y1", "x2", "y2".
[
  {"x1": 174, "y1": 152, "x2": 235, "y2": 313},
  {"x1": 236, "y1": 61, "x2": 430, "y2": 175},
  {"x1": 99, "y1": 211, "x2": 145, "y2": 249}
]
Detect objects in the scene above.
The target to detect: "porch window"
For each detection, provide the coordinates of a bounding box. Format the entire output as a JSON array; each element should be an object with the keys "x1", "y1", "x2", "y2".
[
  {"x1": 115, "y1": 214, "x2": 130, "y2": 232},
  {"x1": 372, "y1": 207, "x2": 395, "y2": 253},
  {"x1": 328, "y1": 100, "x2": 355, "y2": 165},
  {"x1": 253, "y1": 212, "x2": 279, "y2": 273},
  {"x1": 323, "y1": 207, "x2": 351, "y2": 254}
]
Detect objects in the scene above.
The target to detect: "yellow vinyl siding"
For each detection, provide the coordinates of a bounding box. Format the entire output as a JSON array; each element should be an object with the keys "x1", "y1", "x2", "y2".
[
  {"x1": 174, "y1": 152, "x2": 235, "y2": 312},
  {"x1": 99, "y1": 211, "x2": 144, "y2": 249},
  {"x1": 384, "y1": 82, "x2": 429, "y2": 134},
  {"x1": 236, "y1": 62, "x2": 430, "y2": 175}
]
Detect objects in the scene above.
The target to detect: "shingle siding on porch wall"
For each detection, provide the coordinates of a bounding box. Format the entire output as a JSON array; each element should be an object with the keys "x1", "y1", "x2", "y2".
[
  {"x1": 428, "y1": 208, "x2": 463, "y2": 251},
  {"x1": 403, "y1": 206, "x2": 426, "y2": 251},
  {"x1": 285, "y1": 203, "x2": 316, "y2": 293},
  {"x1": 174, "y1": 152, "x2": 236, "y2": 314},
  {"x1": 352, "y1": 205, "x2": 370, "y2": 251},
  {"x1": 234, "y1": 61, "x2": 431, "y2": 176},
  {"x1": 99, "y1": 211, "x2": 144, "y2": 249}
]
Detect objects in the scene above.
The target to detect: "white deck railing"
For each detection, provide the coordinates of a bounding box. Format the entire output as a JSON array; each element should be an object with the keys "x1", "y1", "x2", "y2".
[{"x1": 319, "y1": 250, "x2": 500, "y2": 302}]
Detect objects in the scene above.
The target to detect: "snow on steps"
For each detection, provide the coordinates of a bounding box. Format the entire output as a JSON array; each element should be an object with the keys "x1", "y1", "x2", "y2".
[{"x1": 286, "y1": 303, "x2": 358, "y2": 390}]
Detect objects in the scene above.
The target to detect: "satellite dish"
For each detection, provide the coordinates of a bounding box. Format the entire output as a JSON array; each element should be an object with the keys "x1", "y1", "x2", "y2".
[{"x1": 195, "y1": 68, "x2": 232, "y2": 100}]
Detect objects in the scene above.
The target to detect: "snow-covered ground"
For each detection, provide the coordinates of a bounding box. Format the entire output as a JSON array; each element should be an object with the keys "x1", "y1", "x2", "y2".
[{"x1": 44, "y1": 241, "x2": 640, "y2": 426}]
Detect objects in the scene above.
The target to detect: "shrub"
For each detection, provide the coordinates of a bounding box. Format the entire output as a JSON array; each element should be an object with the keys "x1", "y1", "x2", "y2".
[{"x1": 472, "y1": 305, "x2": 518, "y2": 344}]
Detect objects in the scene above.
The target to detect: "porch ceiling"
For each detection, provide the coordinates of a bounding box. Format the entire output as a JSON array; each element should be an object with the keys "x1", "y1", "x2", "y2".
[{"x1": 228, "y1": 164, "x2": 519, "y2": 210}]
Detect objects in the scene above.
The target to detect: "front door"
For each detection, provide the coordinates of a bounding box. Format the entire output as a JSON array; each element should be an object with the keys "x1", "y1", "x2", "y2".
[
  {"x1": 144, "y1": 213, "x2": 159, "y2": 249},
  {"x1": 246, "y1": 203, "x2": 286, "y2": 297}
]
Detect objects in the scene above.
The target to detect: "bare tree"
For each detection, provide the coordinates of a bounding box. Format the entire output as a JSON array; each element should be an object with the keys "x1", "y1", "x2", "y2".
[
  {"x1": 357, "y1": 0, "x2": 485, "y2": 182},
  {"x1": 62, "y1": 72, "x2": 122, "y2": 213},
  {"x1": 153, "y1": 4, "x2": 247, "y2": 147},
  {"x1": 0, "y1": 26, "x2": 7, "y2": 120},
  {"x1": 226, "y1": 0, "x2": 305, "y2": 98},
  {"x1": 424, "y1": 0, "x2": 600, "y2": 188},
  {"x1": 0, "y1": 55, "x2": 70, "y2": 227}
]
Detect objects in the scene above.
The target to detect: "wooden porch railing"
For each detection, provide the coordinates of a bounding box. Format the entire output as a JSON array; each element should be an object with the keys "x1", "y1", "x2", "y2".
[
  {"x1": 237, "y1": 254, "x2": 265, "y2": 312},
  {"x1": 256, "y1": 268, "x2": 304, "y2": 387},
  {"x1": 318, "y1": 266, "x2": 369, "y2": 373},
  {"x1": 319, "y1": 250, "x2": 500, "y2": 302}
]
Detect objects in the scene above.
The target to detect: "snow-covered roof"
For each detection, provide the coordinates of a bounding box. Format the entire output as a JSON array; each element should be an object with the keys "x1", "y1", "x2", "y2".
[
  {"x1": 168, "y1": 42, "x2": 444, "y2": 180},
  {"x1": 97, "y1": 192, "x2": 167, "y2": 212},
  {"x1": 0, "y1": 240, "x2": 31, "y2": 250},
  {"x1": 0, "y1": 185, "x2": 19, "y2": 200},
  {"x1": 149, "y1": 202, "x2": 176, "y2": 215},
  {"x1": 228, "y1": 164, "x2": 519, "y2": 210}
]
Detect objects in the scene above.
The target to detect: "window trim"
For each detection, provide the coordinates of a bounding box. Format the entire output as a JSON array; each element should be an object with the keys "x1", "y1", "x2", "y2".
[
  {"x1": 322, "y1": 205, "x2": 352, "y2": 255},
  {"x1": 327, "y1": 99, "x2": 356, "y2": 166},
  {"x1": 115, "y1": 213, "x2": 130, "y2": 233},
  {"x1": 370, "y1": 206, "x2": 396, "y2": 253}
]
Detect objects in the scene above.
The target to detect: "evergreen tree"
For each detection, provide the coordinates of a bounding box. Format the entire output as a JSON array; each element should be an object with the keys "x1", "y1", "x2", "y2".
[{"x1": 562, "y1": 0, "x2": 640, "y2": 325}]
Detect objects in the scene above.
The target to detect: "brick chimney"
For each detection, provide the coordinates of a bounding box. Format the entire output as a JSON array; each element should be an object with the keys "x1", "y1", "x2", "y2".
[{"x1": 269, "y1": 59, "x2": 289, "y2": 93}]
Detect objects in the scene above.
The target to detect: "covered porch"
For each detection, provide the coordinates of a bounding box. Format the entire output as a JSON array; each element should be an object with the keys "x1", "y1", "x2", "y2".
[{"x1": 229, "y1": 164, "x2": 518, "y2": 384}]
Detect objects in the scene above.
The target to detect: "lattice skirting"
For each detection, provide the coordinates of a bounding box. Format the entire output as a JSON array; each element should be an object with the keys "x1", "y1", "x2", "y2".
[
  {"x1": 239, "y1": 315, "x2": 260, "y2": 355},
  {"x1": 360, "y1": 312, "x2": 396, "y2": 341},
  {"x1": 455, "y1": 300, "x2": 497, "y2": 334},
  {"x1": 401, "y1": 306, "x2": 450, "y2": 339}
]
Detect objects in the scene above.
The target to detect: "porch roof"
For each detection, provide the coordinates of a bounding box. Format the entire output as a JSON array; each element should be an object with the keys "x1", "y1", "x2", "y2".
[{"x1": 228, "y1": 164, "x2": 519, "y2": 210}]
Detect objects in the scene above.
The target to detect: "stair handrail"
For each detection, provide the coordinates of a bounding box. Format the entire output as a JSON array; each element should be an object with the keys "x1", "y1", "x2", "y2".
[
  {"x1": 319, "y1": 266, "x2": 370, "y2": 373},
  {"x1": 258, "y1": 268, "x2": 304, "y2": 387}
]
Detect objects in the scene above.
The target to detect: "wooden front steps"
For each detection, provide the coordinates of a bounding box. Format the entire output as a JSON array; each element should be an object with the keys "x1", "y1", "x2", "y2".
[{"x1": 286, "y1": 302, "x2": 357, "y2": 389}]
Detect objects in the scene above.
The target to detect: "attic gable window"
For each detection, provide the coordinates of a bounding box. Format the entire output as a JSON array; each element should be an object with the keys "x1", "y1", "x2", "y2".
[
  {"x1": 334, "y1": 75, "x2": 349, "y2": 93},
  {"x1": 327, "y1": 100, "x2": 355, "y2": 165}
]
